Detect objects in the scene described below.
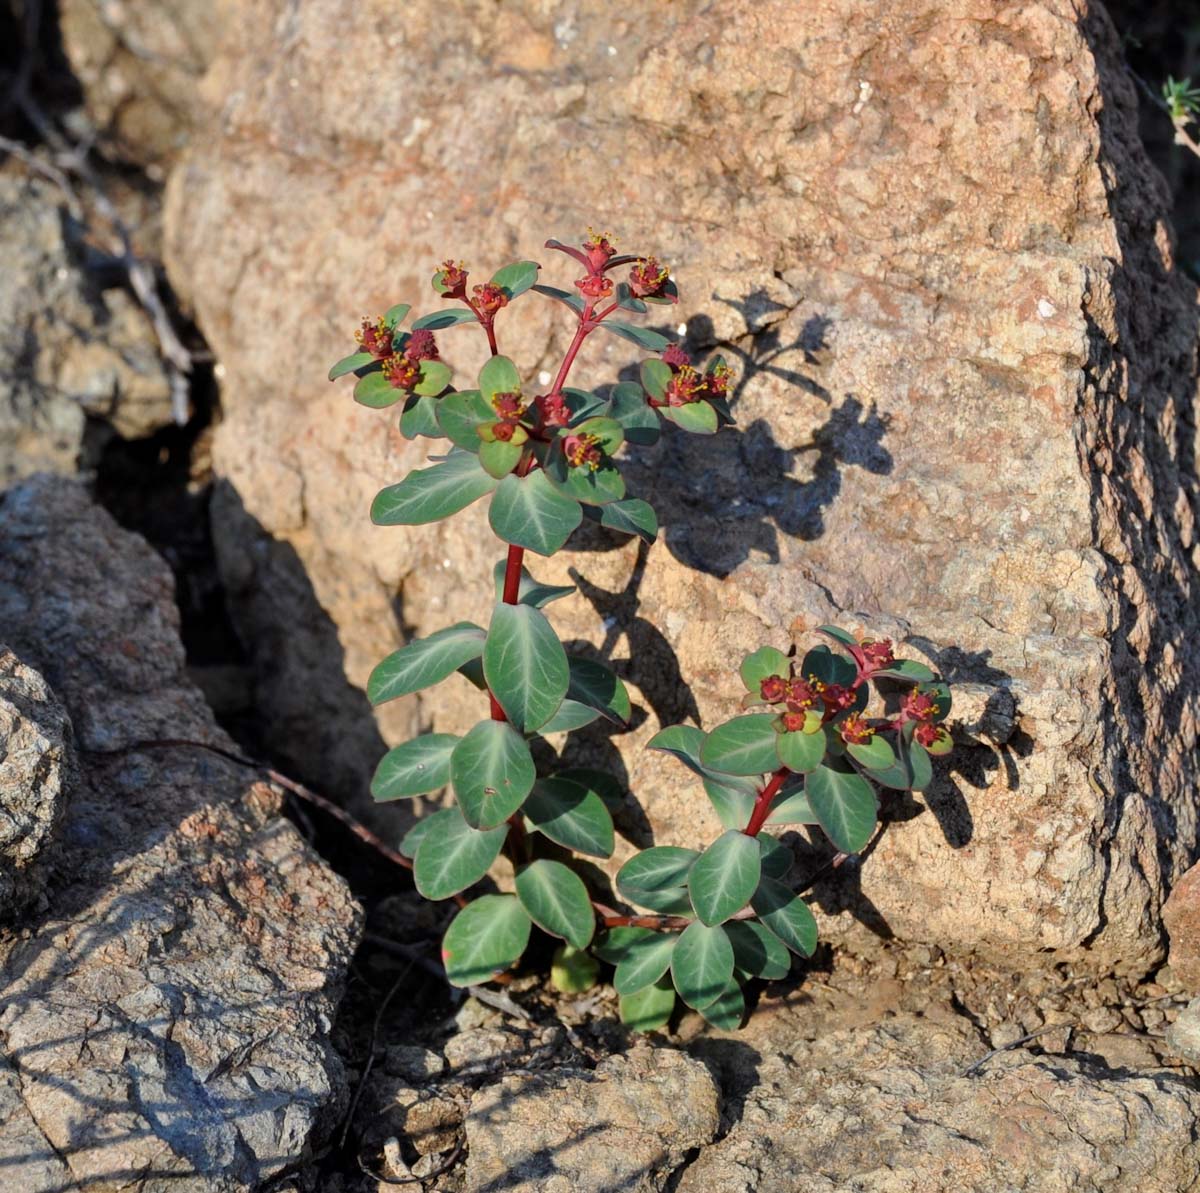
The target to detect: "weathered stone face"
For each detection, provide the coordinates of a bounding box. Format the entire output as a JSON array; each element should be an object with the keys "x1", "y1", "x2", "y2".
[
  {"x1": 164, "y1": 0, "x2": 1199, "y2": 973},
  {"x1": 0, "y1": 477, "x2": 361, "y2": 1190}
]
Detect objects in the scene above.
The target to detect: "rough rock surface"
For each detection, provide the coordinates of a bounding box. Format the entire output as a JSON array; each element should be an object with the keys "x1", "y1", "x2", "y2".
[
  {"x1": 677, "y1": 1007, "x2": 1200, "y2": 1192},
  {"x1": 166, "y1": 0, "x2": 1200, "y2": 971},
  {"x1": 1163, "y1": 862, "x2": 1200, "y2": 992},
  {"x1": 463, "y1": 1043, "x2": 720, "y2": 1193},
  {"x1": 59, "y1": 0, "x2": 217, "y2": 169},
  {"x1": 0, "y1": 174, "x2": 174, "y2": 484},
  {"x1": 0, "y1": 475, "x2": 361, "y2": 1191},
  {"x1": 0, "y1": 648, "x2": 75, "y2": 918}
]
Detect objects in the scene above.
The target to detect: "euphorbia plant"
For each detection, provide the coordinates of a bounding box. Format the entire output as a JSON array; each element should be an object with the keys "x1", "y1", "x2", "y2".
[{"x1": 329, "y1": 233, "x2": 953, "y2": 1031}]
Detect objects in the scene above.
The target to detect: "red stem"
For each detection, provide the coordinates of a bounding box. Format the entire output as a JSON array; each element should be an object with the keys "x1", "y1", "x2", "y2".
[
  {"x1": 550, "y1": 299, "x2": 597, "y2": 394},
  {"x1": 743, "y1": 767, "x2": 790, "y2": 838}
]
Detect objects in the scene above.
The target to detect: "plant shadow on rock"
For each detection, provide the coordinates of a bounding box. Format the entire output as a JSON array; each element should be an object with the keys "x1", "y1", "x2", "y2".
[{"x1": 603, "y1": 303, "x2": 894, "y2": 579}]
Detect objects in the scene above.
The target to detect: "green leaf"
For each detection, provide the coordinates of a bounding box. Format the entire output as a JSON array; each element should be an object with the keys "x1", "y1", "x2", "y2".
[
  {"x1": 413, "y1": 308, "x2": 478, "y2": 330},
  {"x1": 372, "y1": 452, "x2": 499, "y2": 525},
  {"x1": 873, "y1": 659, "x2": 936, "y2": 683},
  {"x1": 367, "y1": 622, "x2": 486, "y2": 705},
  {"x1": 614, "y1": 932, "x2": 678, "y2": 995},
  {"x1": 490, "y1": 260, "x2": 540, "y2": 299},
  {"x1": 383, "y1": 303, "x2": 411, "y2": 328},
  {"x1": 537, "y1": 699, "x2": 600, "y2": 734},
  {"x1": 617, "y1": 847, "x2": 699, "y2": 900},
  {"x1": 853, "y1": 747, "x2": 912, "y2": 791},
  {"x1": 515, "y1": 859, "x2": 595, "y2": 949},
  {"x1": 640, "y1": 359, "x2": 672, "y2": 401},
  {"x1": 725, "y1": 920, "x2": 791, "y2": 980},
  {"x1": 593, "y1": 926, "x2": 655, "y2": 965},
  {"x1": 817, "y1": 624, "x2": 858, "y2": 648},
  {"x1": 594, "y1": 498, "x2": 658, "y2": 543},
  {"x1": 450, "y1": 720, "x2": 536, "y2": 829},
  {"x1": 647, "y1": 725, "x2": 707, "y2": 773},
  {"x1": 703, "y1": 775, "x2": 759, "y2": 830},
  {"x1": 566, "y1": 656, "x2": 630, "y2": 725},
  {"x1": 688, "y1": 830, "x2": 762, "y2": 926},
  {"x1": 371, "y1": 733, "x2": 459, "y2": 800},
  {"x1": 740, "y1": 646, "x2": 791, "y2": 692},
  {"x1": 399, "y1": 393, "x2": 443, "y2": 440},
  {"x1": 478, "y1": 437, "x2": 524, "y2": 479},
  {"x1": 573, "y1": 416, "x2": 623, "y2": 454},
  {"x1": 354, "y1": 371, "x2": 403, "y2": 409},
  {"x1": 751, "y1": 877, "x2": 818, "y2": 957},
  {"x1": 700, "y1": 979, "x2": 746, "y2": 1030},
  {"x1": 621, "y1": 886, "x2": 694, "y2": 915},
  {"x1": 800, "y1": 645, "x2": 857, "y2": 687},
  {"x1": 479, "y1": 355, "x2": 522, "y2": 400},
  {"x1": 436, "y1": 390, "x2": 495, "y2": 450},
  {"x1": 544, "y1": 443, "x2": 626, "y2": 505},
  {"x1": 765, "y1": 787, "x2": 816, "y2": 826},
  {"x1": 524, "y1": 777, "x2": 614, "y2": 858},
  {"x1": 776, "y1": 725, "x2": 827, "y2": 773},
  {"x1": 847, "y1": 735, "x2": 895, "y2": 771},
  {"x1": 551, "y1": 944, "x2": 600, "y2": 993},
  {"x1": 671, "y1": 921, "x2": 735, "y2": 1010},
  {"x1": 903, "y1": 736, "x2": 934, "y2": 791},
  {"x1": 329, "y1": 350, "x2": 374, "y2": 381},
  {"x1": 601, "y1": 320, "x2": 671, "y2": 352},
  {"x1": 615, "y1": 281, "x2": 648, "y2": 313},
  {"x1": 399, "y1": 814, "x2": 437, "y2": 860},
  {"x1": 609, "y1": 381, "x2": 660, "y2": 446},
  {"x1": 483, "y1": 603, "x2": 569, "y2": 733},
  {"x1": 441, "y1": 895, "x2": 532, "y2": 987},
  {"x1": 491, "y1": 562, "x2": 575, "y2": 608},
  {"x1": 532, "y1": 283, "x2": 585, "y2": 313},
  {"x1": 413, "y1": 809, "x2": 507, "y2": 900},
  {"x1": 412, "y1": 359, "x2": 451, "y2": 397},
  {"x1": 701, "y1": 715, "x2": 781, "y2": 777},
  {"x1": 489, "y1": 470, "x2": 583, "y2": 556},
  {"x1": 758, "y1": 834, "x2": 793, "y2": 880},
  {"x1": 805, "y1": 765, "x2": 877, "y2": 853},
  {"x1": 660, "y1": 401, "x2": 719, "y2": 434},
  {"x1": 562, "y1": 387, "x2": 611, "y2": 424},
  {"x1": 619, "y1": 978, "x2": 675, "y2": 1032}
]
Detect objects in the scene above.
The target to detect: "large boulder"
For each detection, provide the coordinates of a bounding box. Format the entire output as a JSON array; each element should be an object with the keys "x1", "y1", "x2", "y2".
[
  {"x1": 0, "y1": 174, "x2": 175, "y2": 485},
  {"x1": 0, "y1": 648, "x2": 75, "y2": 917},
  {"x1": 165, "y1": 0, "x2": 1200, "y2": 973},
  {"x1": 0, "y1": 475, "x2": 361, "y2": 1190}
]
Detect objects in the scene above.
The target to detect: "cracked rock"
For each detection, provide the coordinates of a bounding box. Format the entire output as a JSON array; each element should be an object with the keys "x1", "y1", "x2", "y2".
[
  {"x1": 463, "y1": 1043, "x2": 720, "y2": 1193},
  {"x1": 0, "y1": 475, "x2": 362, "y2": 1191},
  {"x1": 0, "y1": 648, "x2": 76, "y2": 917},
  {"x1": 681, "y1": 1008, "x2": 1200, "y2": 1192}
]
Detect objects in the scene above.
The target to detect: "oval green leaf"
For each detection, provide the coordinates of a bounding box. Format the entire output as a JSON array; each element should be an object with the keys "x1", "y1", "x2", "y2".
[
  {"x1": 751, "y1": 876, "x2": 818, "y2": 957},
  {"x1": 515, "y1": 859, "x2": 595, "y2": 949},
  {"x1": 600, "y1": 321, "x2": 671, "y2": 352},
  {"x1": 450, "y1": 719, "x2": 536, "y2": 829},
  {"x1": 688, "y1": 830, "x2": 762, "y2": 926},
  {"x1": 414, "y1": 809, "x2": 507, "y2": 901},
  {"x1": 700, "y1": 978, "x2": 746, "y2": 1030},
  {"x1": 436, "y1": 390, "x2": 495, "y2": 450},
  {"x1": 776, "y1": 725, "x2": 827, "y2": 773},
  {"x1": 371, "y1": 452, "x2": 499, "y2": 525},
  {"x1": 329, "y1": 350, "x2": 374, "y2": 381},
  {"x1": 565, "y1": 656, "x2": 630, "y2": 725},
  {"x1": 847, "y1": 734, "x2": 896, "y2": 771},
  {"x1": 479, "y1": 354, "x2": 522, "y2": 400},
  {"x1": 671, "y1": 921, "x2": 735, "y2": 1010},
  {"x1": 483, "y1": 603, "x2": 569, "y2": 733},
  {"x1": 725, "y1": 919, "x2": 791, "y2": 980},
  {"x1": 613, "y1": 931, "x2": 678, "y2": 996},
  {"x1": 609, "y1": 381, "x2": 661, "y2": 446},
  {"x1": 489, "y1": 470, "x2": 583, "y2": 556},
  {"x1": 354, "y1": 371, "x2": 403, "y2": 409},
  {"x1": 740, "y1": 646, "x2": 790, "y2": 692},
  {"x1": 412, "y1": 308, "x2": 478, "y2": 330},
  {"x1": 619, "y1": 978, "x2": 675, "y2": 1033},
  {"x1": 490, "y1": 260, "x2": 540, "y2": 299},
  {"x1": 523, "y1": 776, "x2": 614, "y2": 858},
  {"x1": 441, "y1": 894, "x2": 532, "y2": 987},
  {"x1": 616, "y1": 847, "x2": 699, "y2": 899},
  {"x1": 367, "y1": 622, "x2": 486, "y2": 705},
  {"x1": 371, "y1": 733, "x2": 459, "y2": 801},
  {"x1": 700, "y1": 714, "x2": 781, "y2": 777},
  {"x1": 806, "y1": 764, "x2": 877, "y2": 853}
]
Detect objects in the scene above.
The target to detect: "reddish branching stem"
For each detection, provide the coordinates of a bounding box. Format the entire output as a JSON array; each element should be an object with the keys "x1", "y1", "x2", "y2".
[{"x1": 743, "y1": 766, "x2": 791, "y2": 838}]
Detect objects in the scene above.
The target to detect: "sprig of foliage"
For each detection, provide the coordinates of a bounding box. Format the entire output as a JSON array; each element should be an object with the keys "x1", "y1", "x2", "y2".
[
  {"x1": 1163, "y1": 75, "x2": 1200, "y2": 124},
  {"x1": 330, "y1": 233, "x2": 955, "y2": 1031}
]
